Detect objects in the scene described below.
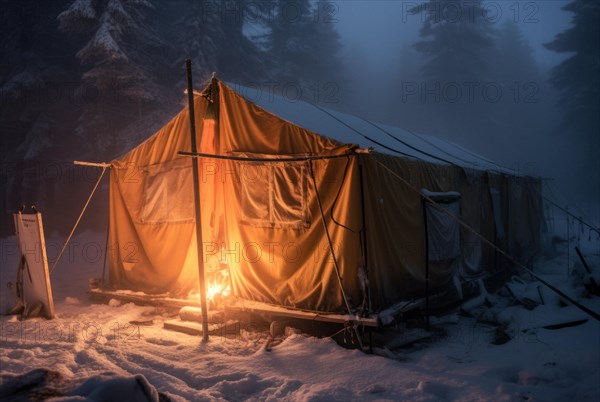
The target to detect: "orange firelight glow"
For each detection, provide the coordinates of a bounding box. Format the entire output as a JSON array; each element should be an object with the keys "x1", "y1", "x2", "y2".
[
  {"x1": 207, "y1": 281, "x2": 231, "y2": 300},
  {"x1": 189, "y1": 268, "x2": 231, "y2": 305}
]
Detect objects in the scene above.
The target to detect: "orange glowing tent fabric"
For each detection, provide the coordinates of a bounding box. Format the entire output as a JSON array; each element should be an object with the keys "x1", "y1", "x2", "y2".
[
  {"x1": 108, "y1": 79, "x2": 543, "y2": 314},
  {"x1": 108, "y1": 81, "x2": 363, "y2": 312}
]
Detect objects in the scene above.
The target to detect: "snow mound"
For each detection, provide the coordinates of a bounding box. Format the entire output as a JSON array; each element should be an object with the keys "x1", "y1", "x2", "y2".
[
  {"x1": 62, "y1": 372, "x2": 159, "y2": 402},
  {"x1": 0, "y1": 369, "x2": 163, "y2": 402}
]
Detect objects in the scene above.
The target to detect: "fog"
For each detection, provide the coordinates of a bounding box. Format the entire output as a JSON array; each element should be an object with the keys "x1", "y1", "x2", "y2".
[
  {"x1": 337, "y1": 1, "x2": 571, "y2": 67},
  {"x1": 335, "y1": 1, "x2": 566, "y2": 158},
  {"x1": 1, "y1": 0, "x2": 598, "y2": 236},
  {"x1": 333, "y1": 0, "x2": 596, "y2": 215}
]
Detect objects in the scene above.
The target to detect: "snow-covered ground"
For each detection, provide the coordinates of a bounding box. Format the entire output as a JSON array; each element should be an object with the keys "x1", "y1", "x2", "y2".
[{"x1": 1, "y1": 231, "x2": 599, "y2": 401}]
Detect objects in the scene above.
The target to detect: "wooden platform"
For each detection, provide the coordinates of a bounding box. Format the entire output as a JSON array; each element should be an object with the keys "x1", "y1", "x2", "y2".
[{"x1": 88, "y1": 288, "x2": 380, "y2": 327}]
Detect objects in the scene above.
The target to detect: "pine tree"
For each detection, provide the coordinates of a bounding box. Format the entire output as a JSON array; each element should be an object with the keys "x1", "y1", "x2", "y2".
[
  {"x1": 409, "y1": 0, "x2": 495, "y2": 143},
  {"x1": 487, "y1": 20, "x2": 541, "y2": 131},
  {"x1": 544, "y1": 0, "x2": 599, "y2": 136},
  {"x1": 492, "y1": 20, "x2": 538, "y2": 86},
  {"x1": 166, "y1": 0, "x2": 231, "y2": 84},
  {"x1": 391, "y1": 43, "x2": 426, "y2": 128},
  {"x1": 483, "y1": 20, "x2": 552, "y2": 166},
  {"x1": 311, "y1": 0, "x2": 345, "y2": 100},
  {"x1": 544, "y1": 0, "x2": 600, "y2": 199},
  {"x1": 166, "y1": 0, "x2": 269, "y2": 86},
  {"x1": 410, "y1": 0, "x2": 494, "y2": 83},
  {"x1": 58, "y1": 0, "x2": 169, "y2": 156},
  {"x1": 217, "y1": 0, "x2": 270, "y2": 83},
  {"x1": 265, "y1": 0, "x2": 311, "y2": 85},
  {"x1": 1, "y1": 0, "x2": 75, "y2": 157},
  {"x1": 263, "y1": 0, "x2": 345, "y2": 103},
  {"x1": 0, "y1": 0, "x2": 83, "y2": 235}
]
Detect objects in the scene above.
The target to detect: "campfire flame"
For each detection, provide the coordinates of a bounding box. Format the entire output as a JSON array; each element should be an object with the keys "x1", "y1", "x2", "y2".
[
  {"x1": 188, "y1": 268, "x2": 230, "y2": 305},
  {"x1": 207, "y1": 280, "x2": 230, "y2": 300},
  {"x1": 188, "y1": 255, "x2": 231, "y2": 306}
]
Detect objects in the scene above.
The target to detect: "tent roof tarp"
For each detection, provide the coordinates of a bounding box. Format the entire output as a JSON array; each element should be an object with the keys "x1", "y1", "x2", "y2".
[{"x1": 225, "y1": 83, "x2": 514, "y2": 174}]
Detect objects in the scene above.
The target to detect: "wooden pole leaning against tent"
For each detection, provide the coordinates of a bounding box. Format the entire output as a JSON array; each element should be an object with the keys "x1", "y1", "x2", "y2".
[{"x1": 185, "y1": 59, "x2": 209, "y2": 342}]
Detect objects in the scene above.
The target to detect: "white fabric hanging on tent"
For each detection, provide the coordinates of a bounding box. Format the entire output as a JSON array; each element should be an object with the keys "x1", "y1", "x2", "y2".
[
  {"x1": 489, "y1": 188, "x2": 505, "y2": 240},
  {"x1": 422, "y1": 191, "x2": 461, "y2": 262}
]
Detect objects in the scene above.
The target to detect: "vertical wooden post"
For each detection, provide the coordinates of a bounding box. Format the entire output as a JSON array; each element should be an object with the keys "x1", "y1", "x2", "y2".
[
  {"x1": 186, "y1": 59, "x2": 209, "y2": 342},
  {"x1": 358, "y1": 155, "x2": 370, "y2": 313},
  {"x1": 566, "y1": 206, "x2": 570, "y2": 279},
  {"x1": 422, "y1": 198, "x2": 430, "y2": 330}
]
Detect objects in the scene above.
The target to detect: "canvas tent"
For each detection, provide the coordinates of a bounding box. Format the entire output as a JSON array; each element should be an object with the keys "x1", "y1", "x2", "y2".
[{"x1": 107, "y1": 78, "x2": 543, "y2": 316}]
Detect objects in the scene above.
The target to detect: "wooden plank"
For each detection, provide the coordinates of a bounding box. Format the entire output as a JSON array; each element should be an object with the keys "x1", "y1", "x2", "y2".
[
  {"x1": 163, "y1": 320, "x2": 238, "y2": 336},
  {"x1": 88, "y1": 288, "x2": 202, "y2": 309},
  {"x1": 543, "y1": 319, "x2": 589, "y2": 330},
  {"x1": 73, "y1": 161, "x2": 111, "y2": 168},
  {"x1": 164, "y1": 320, "x2": 204, "y2": 336},
  {"x1": 377, "y1": 290, "x2": 457, "y2": 325},
  {"x1": 179, "y1": 306, "x2": 224, "y2": 323},
  {"x1": 225, "y1": 299, "x2": 380, "y2": 327}
]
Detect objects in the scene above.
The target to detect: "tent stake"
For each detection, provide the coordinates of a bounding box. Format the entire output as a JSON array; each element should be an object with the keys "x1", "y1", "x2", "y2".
[{"x1": 186, "y1": 59, "x2": 209, "y2": 342}]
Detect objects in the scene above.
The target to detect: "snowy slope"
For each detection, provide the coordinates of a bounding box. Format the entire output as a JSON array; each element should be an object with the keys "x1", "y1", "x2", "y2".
[{"x1": 1, "y1": 231, "x2": 599, "y2": 401}]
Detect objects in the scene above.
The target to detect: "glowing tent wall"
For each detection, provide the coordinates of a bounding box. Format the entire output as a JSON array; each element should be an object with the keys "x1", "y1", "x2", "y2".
[{"x1": 108, "y1": 80, "x2": 543, "y2": 314}]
